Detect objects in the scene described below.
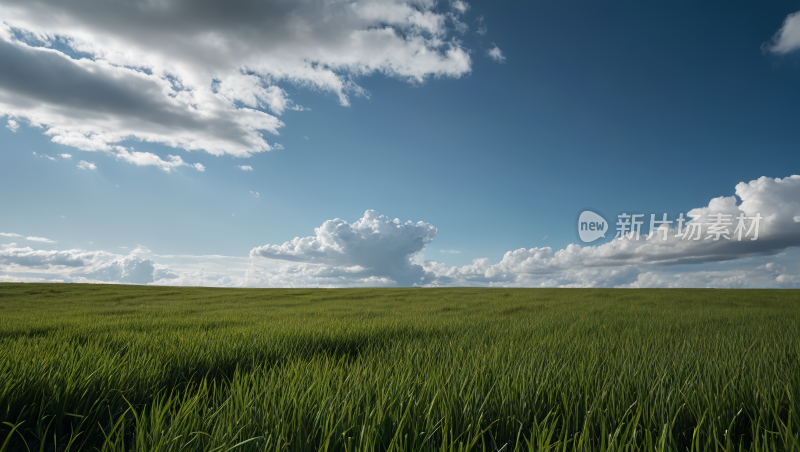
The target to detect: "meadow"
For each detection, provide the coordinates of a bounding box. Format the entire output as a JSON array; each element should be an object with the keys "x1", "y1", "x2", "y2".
[{"x1": 0, "y1": 284, "x2": 798, "y2": 451}]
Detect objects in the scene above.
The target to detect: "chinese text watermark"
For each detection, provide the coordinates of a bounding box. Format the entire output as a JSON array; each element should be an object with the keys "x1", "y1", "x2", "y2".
[{"x1": 578, "y1": 211, "x2": 762, "y2": 243}]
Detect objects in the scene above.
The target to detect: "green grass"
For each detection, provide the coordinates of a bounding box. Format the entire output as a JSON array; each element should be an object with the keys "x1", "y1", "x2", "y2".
[{"x1": 0, "y1": 284, "x2": 798, "y2": 451}]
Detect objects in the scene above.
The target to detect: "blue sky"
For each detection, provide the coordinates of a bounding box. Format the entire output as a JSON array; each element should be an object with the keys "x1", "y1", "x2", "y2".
[{"x1": 2, "y1": 0, "x2": 800, "y2": 287}]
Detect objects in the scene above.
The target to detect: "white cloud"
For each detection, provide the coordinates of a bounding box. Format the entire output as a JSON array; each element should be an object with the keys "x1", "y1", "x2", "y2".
[
  {"x1": 7, "y1": 176, "x2": 797, "y2": 289},
  {"x1": 0, "y1": 232, "x2": 22, "y2": 237},
  {"x1": 422, "y1": 175, "x2": 800, "y2": 287},
  {"x1": 6, "y1": 118, "x2": 18, "y2": 131},
  {"x1": 452, "y1": 1, "x2": 469, "y2": 14},
  {"x1": 31, "y1": 151, "x2": 58, "y2": 161},
  {"x1": 0, "y1": 245, "x2": 177, "y2": 284},
  {"x1": 250, "y1": 209, "x2": 437, "y2": 285},
  {"x1": 113, "y1": 146, "x2": 203, "y2": 173},
  {"x1": 26, "y1": 236, "x2": 55, "y2": 243},
  {"x1": 238, "y1": 165, "x2": 253, "y2": 171},
  {"x1": 488, "y1": 44, "x2": 505, "y2": 63},
  {"x1": 767, "y1": 11, "x2": 800, "y2": 54},
  {"x1": 165, "y1": 174, "x2": 800, "y2": 287},
  {"x1": 439, "y1": 249, "x2": 460, "y2": 253},
  {"x1": 0, "y1": 246, "x2": 102, "y2": 269},
  {"x1": 59, "y1": 153, "x2": 71, "y2": 159},
  {"x1": 77, "y1": 160, "x2": 96, "y2": 170},
  {"x1": 250, "y1": 191, "x2": 259, "y2": 198},
  {"x1": 0, "y1": 0, "x2": 477, "y2": 160}
]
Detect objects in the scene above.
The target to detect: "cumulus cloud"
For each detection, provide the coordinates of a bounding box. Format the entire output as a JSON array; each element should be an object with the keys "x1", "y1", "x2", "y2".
[
  {"x1": 422, "y1": 175, "x2": 800, "y2": 287},
  {"x1": 238, "y1": 165, "x2": 253, "y2": 171},
  {"x1": 0, "y1": 0, "x2": 477, "y2": 160},
  {"x1": 250, "y1": 209, "x2": 437, "y2": 285},
  {"x1": 77, "y1": 160, "x2": 96, "y2": 170},
  {"x1": 767, "y1": 10, "x2": 800, "y2": 54},
  {"x1": 25, "y1": 236, "x2": 55, "y2": 243},
  {"x1": 59, "y1": 153, "x2": 71, "y2": 159},
  {"x1": 6, "y1": 176, "x2": 797, "y2": 288},
  {"x1": 6, "y1": 118, "x2": 18, "y2": 131},
  {"x1": 0, "y1": 232, "x2": 22, "y2": 237},
  {"x1": 82, "y1": 255, "x2": 177, "y2": 284},
  {"x1": 488, "y1": 44, "x2": 505, "y2": 62},
  {"x1": 165, "y1": 175, "x2": 800, "y2": 288},
  {"x1": 0, "y1": 245, "x2": 177, "y2": 284}
]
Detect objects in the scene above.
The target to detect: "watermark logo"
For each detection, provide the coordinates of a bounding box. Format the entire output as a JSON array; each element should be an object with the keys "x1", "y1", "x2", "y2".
[
  {"x1": 577, "y1": 210, "x2": 763, "y2": 243},
  {"x1": 578, "y1": 211, "x2": 608, "y2": 243},
  {"x1": 613, "y1": 213, "x2": 762, "y2": 242}
]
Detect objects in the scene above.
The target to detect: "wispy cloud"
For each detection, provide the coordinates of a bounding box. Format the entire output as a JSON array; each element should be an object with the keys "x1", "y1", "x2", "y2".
[
  {"x1": 452, "y1": 1, "x2": 469, "y2": 14},
  {"x1": 114, "y1": 147, "x2": 203, "y2": 173},
  {"x1": 26, "y1": 236, "x2": 56, "y2": 244},
  {"x1": 488, "y1": 44, "x2": 506, "y2": 63},
  {"x1": 476, "y1": 15, "x2": 487, "y2": 35},
  {"x1": 77, "y1": 161, "x2": 97, "y2": 170},
  {"x1": 238, "y1": 165, "x2": 253, "y2": 171}
]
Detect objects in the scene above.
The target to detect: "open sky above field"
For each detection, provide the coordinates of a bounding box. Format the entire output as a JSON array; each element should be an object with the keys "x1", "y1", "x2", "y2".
[{"x1": 1, "y1": 0, "x2": 800, "y2": 287}]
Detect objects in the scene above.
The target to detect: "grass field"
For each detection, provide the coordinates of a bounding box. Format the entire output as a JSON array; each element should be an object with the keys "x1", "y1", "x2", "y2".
[{"x1": 0, "y1": 284, "x2": 798, "y2": 451}]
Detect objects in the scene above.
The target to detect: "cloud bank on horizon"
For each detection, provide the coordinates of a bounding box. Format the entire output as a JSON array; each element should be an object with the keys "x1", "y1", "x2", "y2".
[
  {"x1": 0, "y1": 0, "x2": 480, "y2": 167},
  {"x1": 2, "y1": 175, "x2": 799, "y2": 288}
]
